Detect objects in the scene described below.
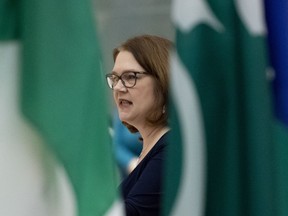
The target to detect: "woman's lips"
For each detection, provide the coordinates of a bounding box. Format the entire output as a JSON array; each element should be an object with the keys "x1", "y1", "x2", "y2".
[{"x1": 119, "y1": 99, "x2": 133, "y2": 107}]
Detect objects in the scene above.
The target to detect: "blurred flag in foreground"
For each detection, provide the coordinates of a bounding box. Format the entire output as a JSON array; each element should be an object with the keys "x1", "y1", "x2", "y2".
[
  {"x1": 265, "y1": 0, "x2": 288, "y2": 215},
  {"x1": 0, "y1": 1, "x2": 121, "y2": 215},
  {"x1": 164, "y1": 0, "x2": 288, "y2": 215}
]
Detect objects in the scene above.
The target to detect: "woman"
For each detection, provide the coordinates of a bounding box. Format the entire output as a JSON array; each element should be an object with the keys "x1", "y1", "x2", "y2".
[{"x1": 106, "y1": 35, "x2": 172, "y2": 215}]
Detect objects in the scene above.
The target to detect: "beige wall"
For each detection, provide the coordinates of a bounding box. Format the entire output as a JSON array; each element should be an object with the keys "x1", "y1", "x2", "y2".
[{"x1": 94, "y1": 0, "x2": 174, "y2": 73}]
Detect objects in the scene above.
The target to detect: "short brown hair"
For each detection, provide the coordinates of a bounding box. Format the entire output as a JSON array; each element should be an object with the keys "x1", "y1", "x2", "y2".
[{"x1": 113, "y1": 35, "x2": 173, "y2": 133}]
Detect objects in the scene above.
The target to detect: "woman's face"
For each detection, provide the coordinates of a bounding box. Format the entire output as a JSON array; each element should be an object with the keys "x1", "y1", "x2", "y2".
[{"x1": 112, "y1": 50, "x2": 156, "y2": 128}]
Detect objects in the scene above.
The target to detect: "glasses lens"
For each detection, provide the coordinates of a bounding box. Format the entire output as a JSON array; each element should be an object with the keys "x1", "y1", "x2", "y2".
[
  {"x1": 106, "y1": 75, "x2": 117, "y2": 89},
  {"x1": 121, "y1": 72, "x2": 136, "y2": 88}
]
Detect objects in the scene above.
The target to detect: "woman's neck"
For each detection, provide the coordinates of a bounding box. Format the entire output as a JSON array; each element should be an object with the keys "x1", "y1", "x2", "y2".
[{"x1": 137, "y1": 126, "x2": 169, "y2": 163}]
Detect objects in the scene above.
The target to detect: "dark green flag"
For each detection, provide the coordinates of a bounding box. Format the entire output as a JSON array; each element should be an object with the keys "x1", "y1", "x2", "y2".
[{"x1": 164, "y1": 1, "x2": 276, "y2": 215}]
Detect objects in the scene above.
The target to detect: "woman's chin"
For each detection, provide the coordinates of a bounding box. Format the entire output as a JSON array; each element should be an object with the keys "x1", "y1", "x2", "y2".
[{"x1": 119, "y1": 115, "x2": 130, "y2": 123}]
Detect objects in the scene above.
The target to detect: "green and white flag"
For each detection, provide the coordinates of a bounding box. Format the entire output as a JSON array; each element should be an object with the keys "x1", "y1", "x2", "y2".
[
  {"x1": 164, "y1": 0, "x2": 275, "y2": 215},
  {"x1": 0, "y1": 1, "x2": 122, "y2": 215}
]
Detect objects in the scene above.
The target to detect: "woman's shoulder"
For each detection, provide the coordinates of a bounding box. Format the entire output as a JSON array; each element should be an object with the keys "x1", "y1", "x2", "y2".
[
  {"x1": 154, "y1": 131, "x2": 170, "y2": 148},
  {"x1": 147, "y1": 131, "x2": 170, "y2": 160}
]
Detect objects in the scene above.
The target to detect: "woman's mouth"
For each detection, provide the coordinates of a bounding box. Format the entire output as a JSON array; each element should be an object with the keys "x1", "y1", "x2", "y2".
[{"x1": 119, "y1": 99, "x2": 133, "y2": 107}]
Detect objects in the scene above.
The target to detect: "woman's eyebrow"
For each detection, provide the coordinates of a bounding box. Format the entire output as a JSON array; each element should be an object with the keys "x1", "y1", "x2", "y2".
[{"x1": 110, "y1": 71, "x2": 119, "y2": 75}]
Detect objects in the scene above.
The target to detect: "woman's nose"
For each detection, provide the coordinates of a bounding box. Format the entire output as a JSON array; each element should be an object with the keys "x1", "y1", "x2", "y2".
[{"x1": 113, "y1": 79, "x2": 127, "y2": 92}]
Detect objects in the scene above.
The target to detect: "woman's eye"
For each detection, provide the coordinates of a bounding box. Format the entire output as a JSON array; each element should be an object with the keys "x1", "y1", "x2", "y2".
[
  {"x1": 123, "y1": 74, "x2": 136, "y2": 81},
  {"x1": 111, "y1": 76, "x2": 118, "y2": 82}
]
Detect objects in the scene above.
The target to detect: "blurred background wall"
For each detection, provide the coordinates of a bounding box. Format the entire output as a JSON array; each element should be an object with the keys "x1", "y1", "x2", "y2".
[{"x1": 94, "y1": 0, "x2": 174, "y2": 75}]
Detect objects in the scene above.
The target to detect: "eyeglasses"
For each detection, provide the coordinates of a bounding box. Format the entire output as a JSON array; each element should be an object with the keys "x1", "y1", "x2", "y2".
[{"x1": 106, "y1": 71, "x2": 148, "y2": 89}]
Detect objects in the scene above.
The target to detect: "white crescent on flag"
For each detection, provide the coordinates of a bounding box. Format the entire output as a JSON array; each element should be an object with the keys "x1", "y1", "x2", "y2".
[{"x1": 170, "y1": 52, "x2": 206, "y2": 216}]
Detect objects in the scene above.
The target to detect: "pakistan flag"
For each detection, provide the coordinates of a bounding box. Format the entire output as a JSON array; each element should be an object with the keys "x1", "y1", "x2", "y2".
[
  {"x1": 0, "y1": 1, "x2": 121, "y2": 216},
  {"x1": 164, "y1": 1, "x2": 278, "y2": 216}
]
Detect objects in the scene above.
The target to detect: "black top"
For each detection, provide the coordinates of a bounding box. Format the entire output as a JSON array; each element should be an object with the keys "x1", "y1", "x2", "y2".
[{"x1": 120, "y1": 132, "x2": 169, "y2": 216}]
